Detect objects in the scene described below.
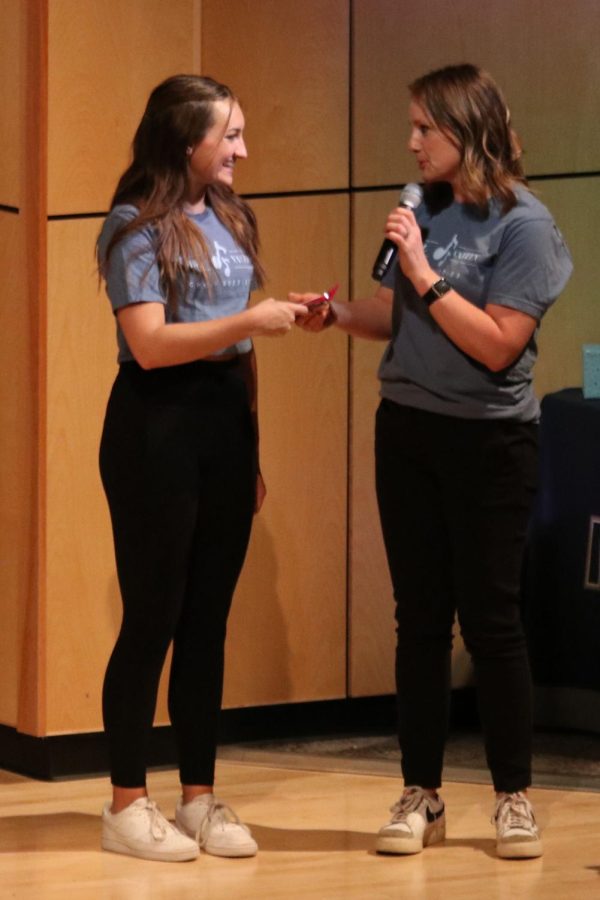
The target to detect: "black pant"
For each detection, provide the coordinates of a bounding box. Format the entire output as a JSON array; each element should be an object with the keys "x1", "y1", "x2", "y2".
[
  {"x1": 375, "y1": 399, "x2": 538, "y2": 793},
  {"x1": 99, "y1": 359, "x2": 256, "y2": 788}
]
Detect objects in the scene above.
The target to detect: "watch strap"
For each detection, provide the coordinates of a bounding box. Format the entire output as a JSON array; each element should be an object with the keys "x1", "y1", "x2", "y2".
[{"x1": 421, "y1": 278, "x2": 452, "y2": 306}]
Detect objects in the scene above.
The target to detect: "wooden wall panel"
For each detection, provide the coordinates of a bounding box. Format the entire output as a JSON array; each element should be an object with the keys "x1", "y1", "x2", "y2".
[
  {"x1": 45, "y1": 219, "x2": 120, "y2": 732},
  {"x1": 353, "y1": 0, "x2": 600, "y2": 187},
  {"x1": 533, "y1": 178, "x2": 600, "y2": 398},
  {"x1": 201, "y1": 0, "x2": 349, "y2": 194},
  {"x1": 12, "y1": 0, "x2": 598, "y2": 740},
  {"x1": 348, "y1": 190, "x2": 396, "y2": 696},
  {"x1": 0, "y1": 0, "x2": 24, "y2": 206},
  {"x1": 349, "y1": 339, "x2": 395, "y2": 697},
  {"x1": 0, "y1": 214, "x2": 34, "y2": 727},
  {"x1": 13, "y1": 0, "x2": 48, "y2": 738},
  {"x1": 223, "y1": 194, "x2": 349, "y2": 706},
  {"x1": 47, "y1": 0, "x2": 201, "y2": 216}
]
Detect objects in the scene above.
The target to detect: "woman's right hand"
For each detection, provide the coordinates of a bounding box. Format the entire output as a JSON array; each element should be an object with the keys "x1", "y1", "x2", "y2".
[{"x1": 250, "y1": 298, "x2": 307, "y2": 336}]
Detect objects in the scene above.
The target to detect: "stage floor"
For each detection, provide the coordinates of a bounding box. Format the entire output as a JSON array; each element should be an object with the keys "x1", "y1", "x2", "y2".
[{"x1": 1, "y1": 755, "x2": 599, "y2": 898}]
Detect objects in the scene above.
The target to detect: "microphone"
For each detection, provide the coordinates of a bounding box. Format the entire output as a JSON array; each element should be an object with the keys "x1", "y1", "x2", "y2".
[{"x1": 371, "y1": 182, "x2": 424, "y2": 281}]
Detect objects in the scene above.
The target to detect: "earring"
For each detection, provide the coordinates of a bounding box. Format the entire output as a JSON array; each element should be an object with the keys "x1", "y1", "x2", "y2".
[{"x1": 186, "y1": 146, "x2": 193, "y2": 157}]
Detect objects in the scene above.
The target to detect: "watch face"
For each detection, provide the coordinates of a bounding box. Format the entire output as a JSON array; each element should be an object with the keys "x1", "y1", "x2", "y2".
[
  {"x1": 433, "y1": 278, "x2": 451, "y2": 297},
  {"x1": 422, "y1": 278, "x2": 452, "y2": 306}
]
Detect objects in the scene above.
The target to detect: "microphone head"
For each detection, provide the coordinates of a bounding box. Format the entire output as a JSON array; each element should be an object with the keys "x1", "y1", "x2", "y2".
[{"x1": 399, "y1": 182, "x2": 423, "y2": 210}]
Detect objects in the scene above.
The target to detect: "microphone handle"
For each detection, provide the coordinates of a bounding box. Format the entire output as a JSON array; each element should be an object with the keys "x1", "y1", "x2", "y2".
[{"x1": 372, "y1": 239, "x2": 398, "y2": 282}]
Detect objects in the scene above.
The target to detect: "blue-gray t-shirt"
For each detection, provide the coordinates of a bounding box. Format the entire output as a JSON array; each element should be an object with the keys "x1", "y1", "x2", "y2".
[
  {"x1": 379, "y1": 185, "x2": 573, "y2": 421},
  {"x1": 97, "y1": 204, "x2": 256, "y2": 363}
]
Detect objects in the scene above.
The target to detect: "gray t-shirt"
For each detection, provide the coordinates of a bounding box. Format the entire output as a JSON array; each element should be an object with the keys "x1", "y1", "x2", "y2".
[
  {"x1": 97, "y1": 204, "x2": 256, "y2": 363},
  {"x1": 379, "y1": 185, "x2": 573, "y2": 421}
]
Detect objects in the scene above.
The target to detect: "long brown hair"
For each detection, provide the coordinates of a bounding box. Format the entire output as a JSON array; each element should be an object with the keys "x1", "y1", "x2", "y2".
[
  {"x1": 99, "y1": 74, "x2": 265, "y2": 305},
  {"x1": 409, "y1": 64, "x2": 527, "y2": 213}
]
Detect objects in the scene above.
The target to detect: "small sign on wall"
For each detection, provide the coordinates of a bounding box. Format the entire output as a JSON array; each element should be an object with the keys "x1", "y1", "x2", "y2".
[
  {"x1": 584, "y1": 515, "x2": 600, "y2": 591},
  {"x1": 583, "y1": 345, "x2": 600, "y2": 399}
]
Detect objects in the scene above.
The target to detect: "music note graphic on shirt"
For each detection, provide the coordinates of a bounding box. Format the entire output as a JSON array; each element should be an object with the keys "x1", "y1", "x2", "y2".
[
  {"x1": 211, "y1": 241, "x2": 231, "y2": 277},
  {"x1": 432, "y1": 234, "x2": 458, "y2": 262}
]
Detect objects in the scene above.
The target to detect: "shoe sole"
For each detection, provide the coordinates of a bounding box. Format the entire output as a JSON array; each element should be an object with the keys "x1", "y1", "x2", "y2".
[
  {"x1": 497, "y1": 838, "x2": 543, "y2": 859},
  {"x1": 376, "y1": 819, "x2": 446, "y2": 855},
  {"x1": 203, "y1": 841, "x2": 258, "y2": 858},
  {"x1": 102, "y1": 836, "x2": 199, "y2": 862}
]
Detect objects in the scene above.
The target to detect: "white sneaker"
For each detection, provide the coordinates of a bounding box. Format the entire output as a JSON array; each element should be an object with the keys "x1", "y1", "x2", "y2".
[
  {"x1": 175, "y1": 794, "x2": 258, "y2": 858},
  {"x1": 102, "y1": 797, "x2": 199, "y2": 862},
  {"x1": 492, "y1": 792, "x2": 543, "y2": 859},
  {"x1": 376, "y1": 786, "x2": 446, "y2": 855}
]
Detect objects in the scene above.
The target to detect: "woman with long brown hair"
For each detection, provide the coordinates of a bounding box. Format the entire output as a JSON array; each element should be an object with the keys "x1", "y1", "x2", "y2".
[
  {"x1": 295, "y1": 63, "x2": 572, "y2": 859},
  {"x1": 97, "y1": 74, "x2": 305, "y2": 863}
]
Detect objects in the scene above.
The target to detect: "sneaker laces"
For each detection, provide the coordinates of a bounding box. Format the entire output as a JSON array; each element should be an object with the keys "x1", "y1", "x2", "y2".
[
  {"x1": 492, "y1": 792, "x2": 537, "y2": 832},
  {"x1": 195, "y1": 797, "x2": 250, "y2": 845},
  {"x1": 140, "y1": 799, "x2": 171, "y2": 842},
  {"x1": 389, "y1": 788, "x2": 429, "y2": 823}
]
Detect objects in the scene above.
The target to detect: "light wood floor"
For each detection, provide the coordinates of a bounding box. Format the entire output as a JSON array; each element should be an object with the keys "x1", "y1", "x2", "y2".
[{"x1": 0, "y1": 759, "x2": 598, "y2": 899}]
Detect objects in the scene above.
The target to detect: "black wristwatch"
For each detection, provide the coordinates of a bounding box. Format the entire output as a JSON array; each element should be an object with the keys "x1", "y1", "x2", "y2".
[{"x1": 421, "y1": 278, "x2": 452, "y2": 306}]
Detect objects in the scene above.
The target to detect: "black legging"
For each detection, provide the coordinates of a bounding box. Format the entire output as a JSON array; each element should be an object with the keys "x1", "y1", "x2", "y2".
[
  {"x1": 375, "y1": 399, "x2": 538, "y2": 794},
  {"x1": 99, "y1": 358, "x2": 256, "y2": 788}
]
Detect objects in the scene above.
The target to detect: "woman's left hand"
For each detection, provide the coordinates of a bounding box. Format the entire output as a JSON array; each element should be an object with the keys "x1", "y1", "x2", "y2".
[
  {"x1": 255, "y1": 471, "x2": 267, "y2": 513},
  {"x1": 385, "y1": 207, "x2": 434, "y2": 291}
]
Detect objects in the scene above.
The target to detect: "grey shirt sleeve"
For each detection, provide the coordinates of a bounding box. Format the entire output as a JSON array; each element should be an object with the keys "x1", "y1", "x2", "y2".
[
  {"x1": 100, "y1": 208, "x2": 167, "y2": 313},
  {"x1": 486, "y1": 216, "x2": 573, "y2": 320}
]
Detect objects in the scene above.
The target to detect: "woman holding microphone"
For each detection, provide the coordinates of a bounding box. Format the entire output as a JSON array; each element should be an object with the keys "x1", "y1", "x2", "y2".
[{"x1": 295, "y1": 63, "x2": 572, "y2": 859}]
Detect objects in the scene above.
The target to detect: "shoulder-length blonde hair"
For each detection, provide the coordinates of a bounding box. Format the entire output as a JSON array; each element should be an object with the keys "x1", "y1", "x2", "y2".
[
  {"x1": 410, "y1": 64, "x2": 527, "y2": 213},
  {"x1": 98, "y1": 74, "x2": 265, "y2": 306}
]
